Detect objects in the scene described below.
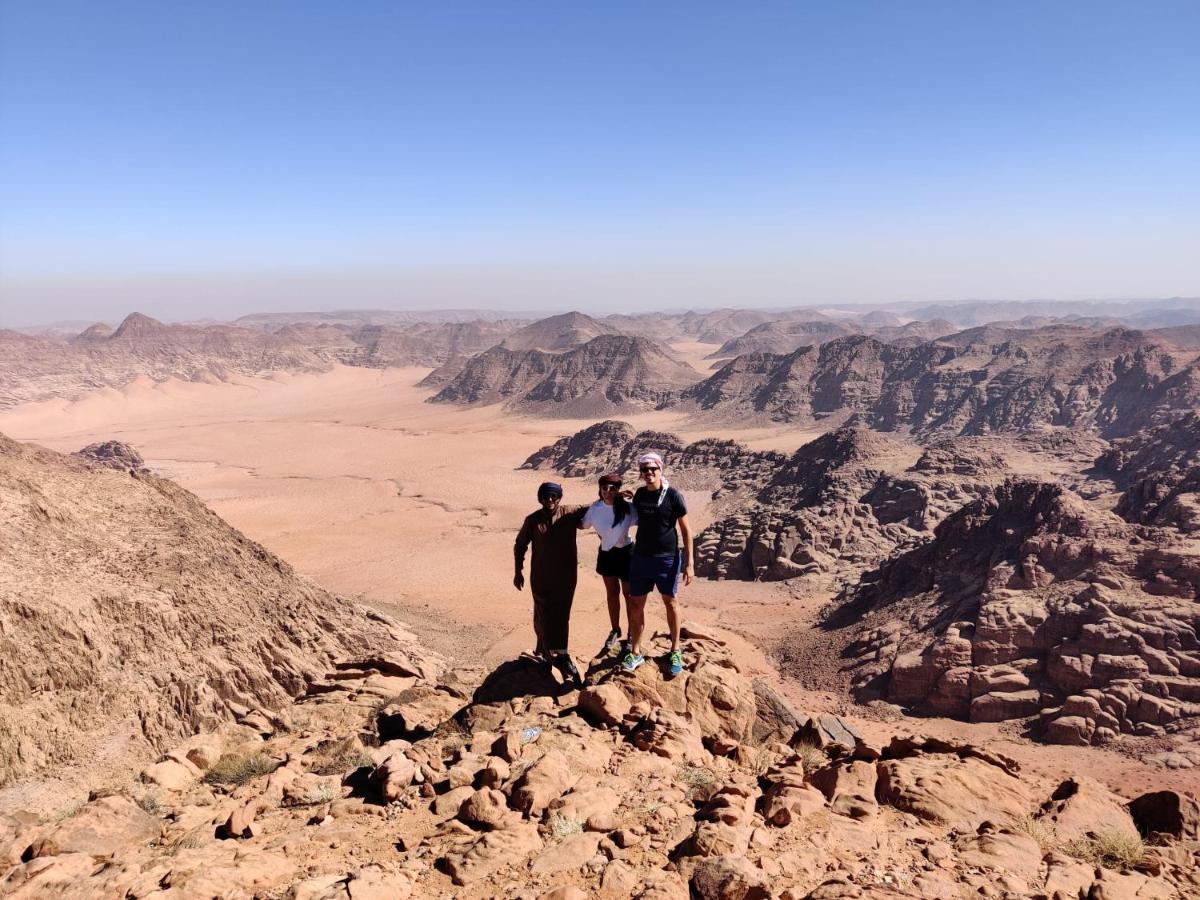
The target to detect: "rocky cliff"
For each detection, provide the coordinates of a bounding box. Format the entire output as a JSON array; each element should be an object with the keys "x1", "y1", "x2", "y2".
[
  {"x1": 682, "y1": 327, "x2": 1200, "y2": 438},
  {"x1": 0, "y1": 432, "x2": 423, "y2": 787},
  {"x1": 1097, "y1": 411, "x2": 1200, "y2": 533}
]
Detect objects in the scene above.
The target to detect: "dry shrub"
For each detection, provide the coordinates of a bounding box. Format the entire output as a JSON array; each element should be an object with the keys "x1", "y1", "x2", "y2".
[
  {"x1": 168, "y1": 827, "x2": 209, "y2": 854},
  {"x1": 675, "y1": 764, "x2": 716, "y2": 788},
  {"x1": 548, "y1": 813, "x2": 584, "y2": 839},
  {"x1": 201, "y1": 752, "x2": 279, "y2": 787},
  {"x1": 308, "y1": 736, "x2": 373, "y2": 776},
  {"x1": 1063, "y1": 830, "x2": 1146, "y2": 869},
  {"x1": 1013, "y1": 816, "x2": 1057, "y2": 853},
  {"x1": 793, "y1": 740, "x2": 827, "y2": 774}
]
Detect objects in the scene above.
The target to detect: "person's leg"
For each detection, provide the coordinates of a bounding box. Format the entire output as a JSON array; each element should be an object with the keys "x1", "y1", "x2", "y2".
[
  {"x1": 602, "y1": 575, "x2": 622, "y2": 632},
  {"x1": 661, "y1": 594, "x2": 681, "y2": 651},
  {"x1": 655, "y1": 552, "x2": 685, "y2": 675},
  {"x1": 532, "y1": 593, "x2": 547, "y2": 658},
  {"x1": 627, "y1": 594, "x2": 647, "y2": 655},
  {"x1": 620, "y1": 579, "x2": 632, "y2": 634},
  {"x1": 550, "y1": 588, "x2": 582, "y2": 687}
]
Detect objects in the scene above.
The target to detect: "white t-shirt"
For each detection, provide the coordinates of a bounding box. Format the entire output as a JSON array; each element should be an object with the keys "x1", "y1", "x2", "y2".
[{"x1": 582, "y1": 499, "x2": 638, "y2": 551}]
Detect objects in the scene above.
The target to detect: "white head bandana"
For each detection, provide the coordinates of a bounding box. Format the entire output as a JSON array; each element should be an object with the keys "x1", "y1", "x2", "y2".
[{"x1": 638, "y1": 452, "x2": 670, "y2": 506}]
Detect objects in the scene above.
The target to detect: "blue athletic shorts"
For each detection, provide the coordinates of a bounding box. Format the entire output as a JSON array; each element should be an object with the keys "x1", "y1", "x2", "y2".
[{"x1": 629, "y1": 551, "x2": 681, "y2": 597}]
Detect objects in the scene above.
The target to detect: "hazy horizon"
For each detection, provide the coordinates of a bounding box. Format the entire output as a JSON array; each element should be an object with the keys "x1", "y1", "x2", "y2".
[{"x1": 3, "y1": 2, "x2": 1198, "y2": 326}]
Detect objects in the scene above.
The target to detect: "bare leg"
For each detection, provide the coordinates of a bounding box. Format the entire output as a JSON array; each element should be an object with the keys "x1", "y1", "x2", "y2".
[
  {"x1": 628, "y1": 594, "x2": 648, "y2": 654},
  {"x1": 662, "y1": 594, "x2": 680, "y2": 651},
  {"x1": 601, "y1": 575, "x2": 622, "y2": 632}
]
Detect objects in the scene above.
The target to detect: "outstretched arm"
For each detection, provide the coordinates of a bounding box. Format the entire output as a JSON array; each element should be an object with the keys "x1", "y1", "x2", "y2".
[
  {"x1": 678, "y1": 514, "x2": 693, "y2": 586},
  {"x1": 513, "y1": 520, "x2": 531, "y2": 590}
]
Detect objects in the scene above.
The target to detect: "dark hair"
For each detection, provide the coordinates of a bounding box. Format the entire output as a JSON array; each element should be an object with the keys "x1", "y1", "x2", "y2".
[
  {"x1": 597, "y1": 480, "x2": 631, "y2": 525},
  {"x1": 612, "y1": 493, "x2": 630, "y2": 526}
]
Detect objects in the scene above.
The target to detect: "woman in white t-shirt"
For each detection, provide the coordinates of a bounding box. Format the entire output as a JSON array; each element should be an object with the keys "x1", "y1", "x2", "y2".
[{"x1": 580, "y1": 472, "x2": 638, "y2": 657}]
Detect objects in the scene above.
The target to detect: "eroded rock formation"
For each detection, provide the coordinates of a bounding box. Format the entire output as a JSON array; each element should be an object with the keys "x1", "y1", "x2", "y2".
[{"x1": 839, "y1": 479, "x2": 1200, "y2": 747}]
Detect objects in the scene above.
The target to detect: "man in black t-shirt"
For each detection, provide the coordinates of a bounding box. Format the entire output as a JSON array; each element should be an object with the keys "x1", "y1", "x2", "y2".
[{"x1": 622, "y1": 452, "x2": 692, "y2": 677}]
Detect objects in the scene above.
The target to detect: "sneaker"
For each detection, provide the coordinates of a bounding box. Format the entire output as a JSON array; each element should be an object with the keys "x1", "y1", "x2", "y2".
[
  {"x1": 619, "y1": 639, "x2": 632, "y2": 657},
  {"x1": 554, "y1": 654, "x2": 583, "y2": 689},
  {"x1": 621, "y1": 652, "x2": 645, "y2": 673},
  {"x1": 668, "y1": 650, "x2": 684, "y2": 677},
  {"x1": 600, "y1": 628, "x2": 622, "y2": 656}
]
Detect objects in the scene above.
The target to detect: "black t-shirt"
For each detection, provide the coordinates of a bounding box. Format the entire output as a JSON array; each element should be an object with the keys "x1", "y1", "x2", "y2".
[{"x1": 632, "y1": 485, "x2": 687, "y2": 557}]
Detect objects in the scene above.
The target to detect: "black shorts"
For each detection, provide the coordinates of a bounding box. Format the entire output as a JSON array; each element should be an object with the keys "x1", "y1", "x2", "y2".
[{"x1": 596, "y1": 544, "x2": 633, "y2": 580}]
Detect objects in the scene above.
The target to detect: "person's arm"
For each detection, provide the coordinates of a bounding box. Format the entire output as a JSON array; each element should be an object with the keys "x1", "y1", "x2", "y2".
[
  {"x1": 678, "y1": 514, "x2": 693, "y2": 586},
  {"x1": 514, "y1": 518, "x2": 531, "y2": 590}
]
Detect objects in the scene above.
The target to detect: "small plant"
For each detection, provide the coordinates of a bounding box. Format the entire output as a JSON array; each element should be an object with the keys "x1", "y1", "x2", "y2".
[
  {"x1": 740, "y1": 746, "x2": 775, "y2": 777},
  {"x1": 169, "y1": 827, "x2": 209, "y2": 854},
  {"x1": 1063, "y1": 830, "x2": 1146, "y2": 869},
  {"x1": 201, "y1": 751, "x2": 279, "y2": 787},
  {"x1": 675, "y1": 764, "x2": 716, "y2": 788},
  {"x1": 308, "y1": 736, "x2": 374, "y2": 775},
  {"x1": 302, "y1": 781, "x2": 338, "y2": 806},
  {"x1": 793, "y1": 740, "x2": 827, "y2": 774},
  {"x1": 548, "y1": 813, "x2": 584, "y2": 839},
  {"x1": 134, "y1": 791, "x2": 164, "y2": 817},
  {"x1": 1013, "y1": 816, "x2": 1057, "y2": 853}
]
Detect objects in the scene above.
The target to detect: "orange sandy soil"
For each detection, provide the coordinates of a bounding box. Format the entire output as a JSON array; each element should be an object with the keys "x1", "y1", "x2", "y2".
[{"x1": 2, "y1": 359, "x2": 1192, "y2": 800}]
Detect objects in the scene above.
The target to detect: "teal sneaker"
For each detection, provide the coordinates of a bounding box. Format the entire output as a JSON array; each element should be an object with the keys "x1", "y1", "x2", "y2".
[
  {"x1": 668, "y1": 650, "x2": 684, "y2": 677},
  {"x1": 621, "y1": 652, "x2": 645, "y2": 673}
]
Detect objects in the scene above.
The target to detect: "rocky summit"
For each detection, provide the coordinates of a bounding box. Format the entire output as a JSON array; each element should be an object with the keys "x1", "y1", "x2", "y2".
[
  {"x1": 500, "y1": 312, "x2": 625, "y2": 353},
  {"x1": 4, "y1": 626, "x2": 1196, "y2": 899}
]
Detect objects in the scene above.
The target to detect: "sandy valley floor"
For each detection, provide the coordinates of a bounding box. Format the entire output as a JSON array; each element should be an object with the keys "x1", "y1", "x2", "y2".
[{"x1": 3, "y1": 361, "x2": 1194, "y2": 798}]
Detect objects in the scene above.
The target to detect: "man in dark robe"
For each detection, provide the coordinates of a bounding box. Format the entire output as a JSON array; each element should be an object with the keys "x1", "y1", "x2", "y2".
[{"x1": 513, "y1": 481, "x2": 586, "y2": 687}]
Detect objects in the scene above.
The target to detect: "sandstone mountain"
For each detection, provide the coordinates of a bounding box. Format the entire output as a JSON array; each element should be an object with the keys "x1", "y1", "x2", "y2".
[
  {"x1": 428, "y1": 336, "x2": 702, "y2": 416},
  {"x1": 706, "y1": 320, "x2": 859, "y2": 360},
  {"x1": 1096, "y1": 411, "x2": 1200, "y2": 533},
  {"x1": 694, "y1": 430, "x2": 1011, "y2": 583},
  {"x1": 0, "y1": 313, "x2": 330, "y2": 408},
  {"x1": 233, "y1": 308, "x2": 528, "y2": 329},
  {"x1": 500, "y1": 311, "x2": 623, "y2": 353},
  {"x1": 683, "y1": 327, "x2": 1200, "y2": 438},
  {"x1": 838, "y1": 479, "x2": 1200, "y2": 752},
  {"x1": 5, "y1": 627, "x2": 1196, "y2": 898},
  {"x1": 0, "y1": 313, "x2": 521, "y2": 408},
  {"x1": 0, "y1": 431, "x2": 426, "y2": 789},
  {"x1": 521, "y1": 419, "x2": 785, "y2": 492}
]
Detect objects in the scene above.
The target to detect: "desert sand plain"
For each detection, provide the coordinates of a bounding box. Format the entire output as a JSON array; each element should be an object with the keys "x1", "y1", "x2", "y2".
[{"x1": 2, "y1": 349, "x2": 1194, "y2": 806}]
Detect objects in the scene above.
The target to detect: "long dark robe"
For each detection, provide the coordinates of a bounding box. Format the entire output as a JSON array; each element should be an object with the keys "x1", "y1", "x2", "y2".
[{"x1": 514, "y1": 505, "x2": 586, "y2": 654}]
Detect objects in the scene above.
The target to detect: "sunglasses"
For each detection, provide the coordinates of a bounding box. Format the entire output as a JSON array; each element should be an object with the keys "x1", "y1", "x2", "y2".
[
  {"x1": 600, "y1": 483, "x2": 621, "y2": 490},
  {"x1": 639, "y1": 467, "x2": 660, "y2": 474}
]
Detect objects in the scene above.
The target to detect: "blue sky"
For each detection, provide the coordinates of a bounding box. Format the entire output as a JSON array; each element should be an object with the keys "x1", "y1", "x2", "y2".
[{"x1": 1, "y1": 1, "x2": 1198, "y2": 323}]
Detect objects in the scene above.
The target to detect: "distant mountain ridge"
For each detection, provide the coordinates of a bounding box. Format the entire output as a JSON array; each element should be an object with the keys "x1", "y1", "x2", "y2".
[
  {"x1": 681, "y1": 327, "x2": 1200, "y2": 438},
  {"x1": 428, "y1": 334, "x2": 701, "y2": 415},
  {"x1": 499, "y1": 311, "x2": 623, "y2": 352}
]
